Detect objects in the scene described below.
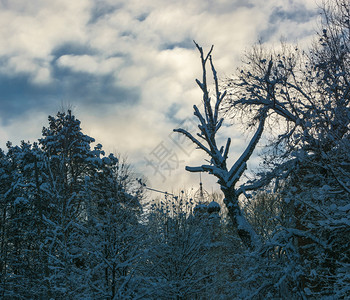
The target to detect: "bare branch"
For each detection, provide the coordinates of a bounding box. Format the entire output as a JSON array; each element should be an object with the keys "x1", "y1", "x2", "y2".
[
  {"x1": 173, "y1": 128, "x2": 211, "y2": 156},
  {"x1": 173, "y1": 43, "x2": 267, "y2": 249}
]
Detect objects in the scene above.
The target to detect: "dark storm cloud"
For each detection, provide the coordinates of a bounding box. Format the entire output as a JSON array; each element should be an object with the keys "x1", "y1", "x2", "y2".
[
  {"x1": 166, "y1": 102, "x2": 183, "y2": 124},
  {"x1": 52, "y1": 42, "x2": 97, "y2": 58},
  {"x1": 162, "y1": 38, "x2": 194, "y2": 51},
  {"x1": 136, "y1": 13, "x2": 149, "y2": 22},
  {"x1": 269, "y1": 4, "x2": 317, "y2": 24},
  {"x1": 0, "y1": 62, "x2": 139, "y2": 124},
  {"x1": 53, "y1": 70, "x2": 139, "y2": 107},
  {"x1": 0, "y1": 75, "x2": 59, "y2": 124},
  {"x1": 89, "y1": 1, "x2": 123, "y2": 24},
  {"x1": 258, "y1": 2, "x2": 317, "y2": 43}
]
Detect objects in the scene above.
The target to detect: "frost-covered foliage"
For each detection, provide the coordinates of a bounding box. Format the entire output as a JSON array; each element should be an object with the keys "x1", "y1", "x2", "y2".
[
  {"x1": 223, "y1": 0, "x2": 350, "y2": 297},
  {"x1": 0, "y1": 111, "x2": 145, "y2": 299},
  {"x1": 81, "y1": 155, "x2": 145, "y2": 299},
  {"x1": 141, "y1": 192, "x2": 244, "y2": 299},
  {"x1": 0, "y1": 141, "x2": 49, "y2": 298}
]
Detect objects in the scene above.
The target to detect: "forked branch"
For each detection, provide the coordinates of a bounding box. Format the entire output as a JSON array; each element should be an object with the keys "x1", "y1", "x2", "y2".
[{"x1": 174, "y1": 42, "x2": 268, "y2": 249}]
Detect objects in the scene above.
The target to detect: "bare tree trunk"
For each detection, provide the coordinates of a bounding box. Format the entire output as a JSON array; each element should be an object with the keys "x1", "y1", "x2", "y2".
[{"x1": 174, "y1": 42, "x2": 265, "y2": 250}]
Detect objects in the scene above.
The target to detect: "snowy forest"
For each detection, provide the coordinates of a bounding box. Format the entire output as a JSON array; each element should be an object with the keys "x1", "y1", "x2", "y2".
[{"x1": 1, "y1": 1, "x2": 349, "y2": 299}]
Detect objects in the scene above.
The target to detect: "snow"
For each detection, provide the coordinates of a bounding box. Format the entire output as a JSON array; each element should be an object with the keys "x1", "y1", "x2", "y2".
[
  {"x1": 14, "y1": 196, "x2": 29, "y2": 206},
  {"x1": 208, "y1": 201, "x2": 220, "y2": 209},
  {"x1": 338, "y1": 203, "x2": 350, "y2": 212}
]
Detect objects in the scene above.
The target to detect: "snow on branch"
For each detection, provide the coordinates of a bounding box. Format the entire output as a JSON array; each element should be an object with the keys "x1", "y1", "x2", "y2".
[
  {"x1": 174, "y1": 42, "x2": 267, "y2": 193},
  {"x1": 172, "y1": 128, "x2": 211, "y2": 156},
  {"x1": 173, "y1": 42, "x2": 268, "y2": 249},
  {"x1": 174, "y1": 43, "x2": 228, "y2": 172},
  {"x1": 226, "y1": 109, "x2": 267, "y2": 187}
]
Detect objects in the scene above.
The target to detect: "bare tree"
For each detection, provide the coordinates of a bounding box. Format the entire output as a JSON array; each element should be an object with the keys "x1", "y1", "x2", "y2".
[
  {"x1": 174, "y1": 42, "x2": 269, "y2": 249},
  {"x1": 222, "y1": 1, "x2": 350, "y2": 297}
]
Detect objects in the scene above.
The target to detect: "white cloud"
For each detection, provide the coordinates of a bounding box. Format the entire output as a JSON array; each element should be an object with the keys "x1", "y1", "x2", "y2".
[
  {"x1": 5, "y1": 55, "x2": 52, "y2": 84},
  {"x1": 0, "y1": 0, "x2": 321, "y2": 191},
  {"x1": 57, "y1": 55, "x2": 122, "y2": 75},
  {"x1": 0, "y1": 0, "x2": 91, "y2": 83}
]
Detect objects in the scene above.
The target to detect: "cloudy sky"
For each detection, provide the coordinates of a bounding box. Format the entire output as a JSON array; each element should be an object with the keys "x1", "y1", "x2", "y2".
[{"x1": 0, "y1": 0, "x2": 320, "y2": 194}]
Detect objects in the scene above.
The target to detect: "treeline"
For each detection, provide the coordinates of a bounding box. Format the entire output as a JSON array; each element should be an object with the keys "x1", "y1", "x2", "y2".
[
  {"x1": 0, "y1": 104, "x2": 347, "y2": 300},
  {"x1": 0, "y1": 111, "x2": 243, "y2": 299}
]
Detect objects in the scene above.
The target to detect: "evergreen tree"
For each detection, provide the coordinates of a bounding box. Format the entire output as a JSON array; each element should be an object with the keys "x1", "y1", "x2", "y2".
[{"x1": 0, "y1": 110, "x2": 145, "y2": 298}]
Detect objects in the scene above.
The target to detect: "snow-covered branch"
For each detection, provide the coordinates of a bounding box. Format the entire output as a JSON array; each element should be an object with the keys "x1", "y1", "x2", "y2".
[
  {"x1": 173, "y1": 43, "x2": 268, "y2": 249},
  {"x1": 227, "y1": 109, "x2": 267, "y2": 188}
]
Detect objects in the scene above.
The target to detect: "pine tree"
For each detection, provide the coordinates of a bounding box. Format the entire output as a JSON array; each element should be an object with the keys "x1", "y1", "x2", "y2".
[{"x1": 0, "y1": 110, "x2": 146, "y2": 298}]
